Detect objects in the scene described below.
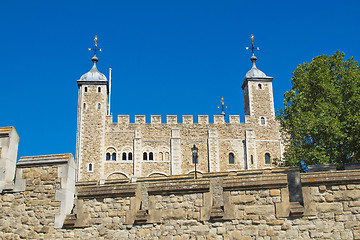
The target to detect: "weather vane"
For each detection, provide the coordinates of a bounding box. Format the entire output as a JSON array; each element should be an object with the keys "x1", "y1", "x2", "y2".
[
  {"x1": 245, "y1": 34, "x2": 259, "y2": 56},
  {"x1": 217, "y1": 97, "x2": 227, "y2": 116},
  {"x1": 88, "y1": 35, "x2": 102, "y2": 56}
]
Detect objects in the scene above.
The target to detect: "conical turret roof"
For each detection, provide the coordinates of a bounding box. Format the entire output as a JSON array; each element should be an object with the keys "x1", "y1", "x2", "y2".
[{"x1": 79, "y1": 56, "x2": 107, "y2": 82}]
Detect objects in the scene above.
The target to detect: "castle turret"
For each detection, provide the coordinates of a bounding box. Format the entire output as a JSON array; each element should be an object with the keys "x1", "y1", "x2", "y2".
[
  {"x1": 76, "y1": 36, "x2": 108, "y2": 181},
  {"x1": 242, "y1": 35, "x2": 280, "y2": 170},
  {"x1": 242, "y1": 55, "x2": 275, "y2": 120}
]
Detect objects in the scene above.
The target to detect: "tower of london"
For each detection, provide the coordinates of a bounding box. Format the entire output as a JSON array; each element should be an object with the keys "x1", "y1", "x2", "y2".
[
  {"x1": 2, "y1": 37, "x2": 360, "y2": 239},
  {"x1": 75, "y1": 37, "x2": 283, "y2": 182}
]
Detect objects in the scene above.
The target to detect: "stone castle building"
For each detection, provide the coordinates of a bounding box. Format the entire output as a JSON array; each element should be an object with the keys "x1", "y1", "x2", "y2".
[
  {"x1": 3, "y1": 38, "x2": 360, "y2": 239},
  {"x1": 76, "y1": 39, "x2": 283, "y2": 182}
]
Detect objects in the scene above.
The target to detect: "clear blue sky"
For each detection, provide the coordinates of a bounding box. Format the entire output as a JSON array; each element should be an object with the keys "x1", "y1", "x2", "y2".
[{"x1": 1, "y1": 0, "x2": 360, "y2": 159}]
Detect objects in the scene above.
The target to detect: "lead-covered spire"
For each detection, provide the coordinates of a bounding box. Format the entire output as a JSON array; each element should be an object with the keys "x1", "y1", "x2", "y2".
[
  {"x1": 79, "y1": 36, "x2": 107, "y2": 82},
  {"x1": 244, "y1": 34, "x2": 269, "y2": 79}
]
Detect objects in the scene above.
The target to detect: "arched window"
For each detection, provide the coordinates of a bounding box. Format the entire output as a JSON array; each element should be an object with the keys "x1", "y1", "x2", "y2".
[
  {"x1": 106, "y1": 153, "x2": 110, "y2": 161},
  {"x1": 84, "y1": 87, "x2": 88, "y2": 92},
  {"x1": 112, "y1": 153, "x2": 116, "y2": 161},
  {"x1": 251, "y1": 155, "x2": 254, "y2": 164},
  {"x1": 229, "y1": 153, "x2": 235, "y2": 164},
  {"x1": 83, "y1": 103, "x2": 86, "y2": 111},
  {"x1": 258, "y1": 83, "x2": 262, "y2": 89},
  {"x1": 165, "y1": 152, "x2": 169, "y2": 161},
  {"x1": 122, "y1": 152, "x2": 127, "y2": 160},
  {"x1": 128, "y1": 152, "x2": 133, "y2": 161},
  {"x1": 98, "y1": 87, "x2": 101, "y2": 93},
  {"x1": 88, "y1": 163, "x2": 93, "y2": 172},
  {"x1": 149, "y1": 152, "x2": 154, "y2": 161},
  {"x1": 98, "y1": 103, "x2": 101, "y2": 110},
  {"x1": 265, "y1": 153, "x2": 271, "y2": 164},
  {"x1": 159, "y1": 152, "x2": 163, "y2": 161},
  {"x1": 261, "y1": 117, "x2": 266, "y2": 125},
  {"x1": 143, "y1": 152, "x2": 147, "y2": 160}
]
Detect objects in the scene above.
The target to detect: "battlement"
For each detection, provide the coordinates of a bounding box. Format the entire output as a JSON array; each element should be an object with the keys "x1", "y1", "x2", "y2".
[{"x1": 107, "y1": 115, "x2": 241, "y2": 124}]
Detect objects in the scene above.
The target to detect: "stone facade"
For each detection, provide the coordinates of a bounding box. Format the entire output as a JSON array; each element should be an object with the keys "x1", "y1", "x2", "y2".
[
  {"x1": 76, "y1": 54, "x2": 282, "y2": 182},
  {"x1": 2, "y1": 150, "x2": 360, "y2": 239}
]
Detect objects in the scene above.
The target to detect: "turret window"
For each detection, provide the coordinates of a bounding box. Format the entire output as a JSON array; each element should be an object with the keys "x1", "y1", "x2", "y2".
[
  {"x1": 258, "y1": 83, "x2": 262, "y2": 89},
  {"x1": 83, "y1": 103, "x2": 86, "y2": 111},
  {"x1": 98, "y1": 87, "x2": 101, "y2": 93},
  {"x1": 98, "y1": 103, "x2": 101, "y2": 110},
  {"x1": 251, "y1": 155, "x2": 254, "y2": 164},
  {"x1": 265, "y1": 153, "x2": 271, "y2": 164},
  {"x1": 88, "y1": 163, "x2": 93, "y2": 172},
  {"x1": 84, "y1": 87, "x2": 88, "y2": 92},
  {"x1": 229, "y1": 153, "x2": 235, "y2": 164},
  {"x1": 260, "y1": 117, "x2": 266, "y2": 125}
]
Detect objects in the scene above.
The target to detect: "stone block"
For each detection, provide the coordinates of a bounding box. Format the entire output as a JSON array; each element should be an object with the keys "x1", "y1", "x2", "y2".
[
  {"x1": 245, "y1": 205, "x2": 275, "y2": 215},
  {"x1": 317, "y1": 203, "x2": 343, "y2": 213},
  {"x1": 166, "y1": 115, "x2": 177, "y2": 124},
  {"x1": 135, "y1": 115, "x2": 146, "y2": 124},
  {"x1": 198, "y1": 115, "x2": 209, "y2": 124},
  {"x1": 182, "y1": 115, "x2": 193, "y2": 124},
  {"x1": 213, "y1": 115, "x2": 225, "y2": 124},
  {"x1": 163, "y1": 209, "x2": 186, "y2": 220},
  {"x1": 353, "y1": 230, "x2": 360, "y2": 240},
  {"x1": 229, "y1": 115, "x2": 240, "y2": 124},
  {"x1": 269, "y1": 189, "x2": 280, "y2": 196},
  {"x1": 334, "y1": 190, "x2": 360, "y2": 201},
  {"x1": 118, "y1": 115, "x2": 129, "y2": 124},
  {"x1": 345, "y1": 221, "x2": 360, "y2": 229},
  {"x1": 242, "y1": 226, "x2": 258, "y2": 236},
  {"x1": 232, "y1": 195, "x2": 256, "y2": 204},
  {"x1": 151, "y1": 115, "x2": 161, "y2": 124}
]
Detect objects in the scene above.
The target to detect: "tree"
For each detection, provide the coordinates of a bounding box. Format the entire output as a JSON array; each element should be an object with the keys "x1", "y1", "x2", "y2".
[{"x1": 277, "y1": 51, "x2": 360, "y2": 169}]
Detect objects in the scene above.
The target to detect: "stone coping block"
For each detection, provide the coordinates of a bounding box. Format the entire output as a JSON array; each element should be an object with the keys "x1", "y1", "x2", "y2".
[
  {"x1": 307, "y1": 164, "x2": 337, "y2": 172},
  {"x1": 17, "y1": 153, "x2": 73, "y2": 167},
  {"x1": 301, "y1": 170, "x2": 360, "y2": 185}
]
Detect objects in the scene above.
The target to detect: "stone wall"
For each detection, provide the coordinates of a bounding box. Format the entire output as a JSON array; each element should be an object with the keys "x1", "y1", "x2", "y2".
[
  {"x1": 2, "y1": 161, "x2": 360, "y2": 239},
  {"x1": 100, "y1": 114, "x2": 282, "y2": 181},
  {"x1": 0, "y1": 153, "x2": 76, "y2": 239}
]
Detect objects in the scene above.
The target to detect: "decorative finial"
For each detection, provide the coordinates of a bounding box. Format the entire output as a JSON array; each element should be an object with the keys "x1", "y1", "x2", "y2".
[
  {"x1": 245, "y1": 34, "x2": 260, "y2": 67},
  {"x1": 88, "y1": 35, "x2": 102, "y2": 63},
  {"x1": 217, "y1": 97, "x2": 227, "y2": 116}
]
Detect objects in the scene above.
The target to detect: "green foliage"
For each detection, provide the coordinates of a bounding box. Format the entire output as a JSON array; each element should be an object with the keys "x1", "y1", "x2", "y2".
[{"x1": 277, "y1": 51, "x2": 360, "y2": 169}]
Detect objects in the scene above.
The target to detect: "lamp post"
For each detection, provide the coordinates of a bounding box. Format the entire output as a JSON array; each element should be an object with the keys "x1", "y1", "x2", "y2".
[{"x1": 191, "y1": 144, "x2": 198, "y2": 179}]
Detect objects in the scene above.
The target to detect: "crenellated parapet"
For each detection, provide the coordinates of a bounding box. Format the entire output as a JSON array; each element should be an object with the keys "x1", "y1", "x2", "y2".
[{"x1": 108, "y1": 115, "x2": 242, "y2": 125}]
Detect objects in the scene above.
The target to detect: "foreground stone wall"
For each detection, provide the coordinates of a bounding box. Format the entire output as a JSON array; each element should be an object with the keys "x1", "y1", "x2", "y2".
[
  {"x1": 0, "y1": 154, "x2": 76, "y2": 239},
  {"x1": 1, "y1": 164, "x2": 360, "y2": 239}
]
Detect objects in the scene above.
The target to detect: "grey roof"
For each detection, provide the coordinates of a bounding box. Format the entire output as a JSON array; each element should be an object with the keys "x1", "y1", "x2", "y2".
[
  {"x1": 245, "y1": 55, "x2": 271, "y2": 79},
  {"x1": 245, "y1": 65, "x2": 267, "y2": 78},
  {"x1": 79, "y1": 56, "x2": 107, "y2": 82}
]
